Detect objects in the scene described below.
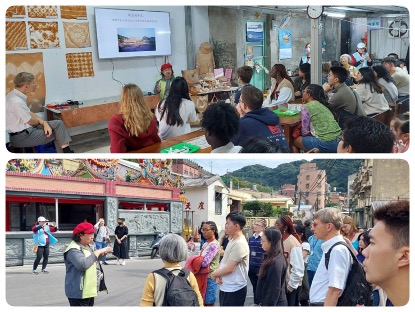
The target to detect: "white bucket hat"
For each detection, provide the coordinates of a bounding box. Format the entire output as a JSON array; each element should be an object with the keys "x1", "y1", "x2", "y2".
[
  {"x1": 357, "y1": 42, "x2": 366, "y2": 49},
  {"x1": 38, "y1": 216, "x2": 48, "y2": 222}
]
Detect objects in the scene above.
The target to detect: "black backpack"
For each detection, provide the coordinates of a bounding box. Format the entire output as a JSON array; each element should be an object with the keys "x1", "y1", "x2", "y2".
[
  {"x1": 153, "y1": 268, "x2": 200, "y2": 306},
  {"x1": 325, "y1": 241, "x2": 373, "y2": 306}
]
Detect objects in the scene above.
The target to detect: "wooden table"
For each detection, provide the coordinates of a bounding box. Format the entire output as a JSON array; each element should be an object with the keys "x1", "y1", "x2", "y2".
[
  {"x1": 45, "y1": 94, "x2": 160, "y2": 128},
  {"x1": 279, "y1": 114, "x2": 301, "y2": 153},
  {"x1": 129, "y1": 129, "x2": 212, "y2": 153}
]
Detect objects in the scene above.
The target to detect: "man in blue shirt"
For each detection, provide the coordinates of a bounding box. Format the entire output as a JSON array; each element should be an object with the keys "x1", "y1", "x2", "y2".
[
  {"x1": 248, "y1": 219, "x2": 266, "y2": 305},
  {"x1": 307, "y1": 233, "x2": 323, "y2": 287}
]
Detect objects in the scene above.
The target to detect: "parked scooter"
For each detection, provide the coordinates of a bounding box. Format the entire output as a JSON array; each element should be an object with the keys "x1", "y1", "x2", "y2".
[{"x1": 150, "y1": 226, "x2": 165, "y2": 259}]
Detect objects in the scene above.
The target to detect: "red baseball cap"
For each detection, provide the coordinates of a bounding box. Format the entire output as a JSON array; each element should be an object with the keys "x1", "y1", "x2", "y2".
[
  {"x1": 161, "y1": 63, "x2": 173, "y2": 71},
  {"x1": 73, "y1": 222, "x2": 95, "y2": 234}
]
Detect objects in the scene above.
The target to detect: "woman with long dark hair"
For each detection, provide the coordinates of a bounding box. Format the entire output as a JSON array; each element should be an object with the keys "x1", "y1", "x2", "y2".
[
  {"x1": 355, "y1": 67, "x2": 390, "y2": 116},
  {"x1": 294, "y1": 63, "x2": 311, "y2": 99},
  {"x1": 196, "y1": 221, "x2": 220, "y2": 306},
  {"x1": 256, "y1": 228, "x2": 288, "y2": 306},
  {"x1": 356, "y1": 230, "x2": 371, "y2": 263},
  {"x1": 372, "y1": 65, "x2": 398, "y2": 105},
  {"x1": 293, "y1": 84, "x2": 341, "y2": 153},
  {"x1": 274, "y1": 216, "x2": 304, "y2": 306},
  {"x1": 155, "y1": 77, "x2": 198, "y2": 140},
  {"x1": 264, "y1": 64, "x2": 295, "y2": 107}
]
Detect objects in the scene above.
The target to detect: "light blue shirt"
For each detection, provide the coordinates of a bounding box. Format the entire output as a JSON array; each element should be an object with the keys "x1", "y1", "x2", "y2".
[{"x1": 307, "y1": 235, "x2": 323, "y2": 272}]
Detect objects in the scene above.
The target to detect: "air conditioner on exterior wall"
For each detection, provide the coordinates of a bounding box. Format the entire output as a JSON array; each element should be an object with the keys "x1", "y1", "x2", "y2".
[{"x1": 387, "y1": 20, "x2": 409, "y2": 38}]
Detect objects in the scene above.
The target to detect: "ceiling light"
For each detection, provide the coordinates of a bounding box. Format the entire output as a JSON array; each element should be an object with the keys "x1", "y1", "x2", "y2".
[{"x1": 325, "y1": 12, "x2": 346, "y2": 18}]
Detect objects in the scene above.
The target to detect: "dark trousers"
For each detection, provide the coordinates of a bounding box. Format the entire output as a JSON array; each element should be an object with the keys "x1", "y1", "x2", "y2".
[
  {"x1": 248, "y1": 268, "x2": 260, "y2": 304},
  {"x1": 33, "y1": 243, "x2": 50, "y2": 271},
  {"x1": 219, "y1": 285, "x2": 247, "y2": 306},
  {"x1": 286, "y1": 287, "x2": 299, "y2": 306},
  {"x1": 68, "y1": 298, "x2": 94, "y2": 306},
  {"x1": 307, "y1": 270, "x2": 316, "y2": 288}
]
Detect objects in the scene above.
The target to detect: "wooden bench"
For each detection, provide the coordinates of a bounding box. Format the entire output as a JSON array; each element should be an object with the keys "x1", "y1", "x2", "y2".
[
  {"x1": 371, "y1": 109, "x2": 393, "y2": 126},
  {"x1": 46, "y1": 94, "x2": 160, "y2": 128}
]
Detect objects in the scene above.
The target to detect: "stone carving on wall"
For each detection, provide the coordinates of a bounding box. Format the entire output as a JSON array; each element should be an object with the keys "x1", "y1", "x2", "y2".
[
  {"x1": 6, "y1": 239, "x2": 23, "y2": 258},
  {"x1": 106, "y1": 197, "x2": 118, "y2": 234},
  {"x1": 120, "y1": 212, "x2": 169, "y2": 235},
  {"x1": 170, "y1": 202, "x2": 184, "y2": 233}
]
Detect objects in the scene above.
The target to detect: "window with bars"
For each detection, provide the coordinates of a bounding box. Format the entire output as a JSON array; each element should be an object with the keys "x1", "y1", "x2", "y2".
[{"x1": 215, "y1": 192, "x2": 222, "y2": 215}]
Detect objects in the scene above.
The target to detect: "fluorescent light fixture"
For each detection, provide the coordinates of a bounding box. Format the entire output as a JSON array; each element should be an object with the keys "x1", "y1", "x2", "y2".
[{"x1": 325, "y1": 12, "x2": 346, "y2": 18}]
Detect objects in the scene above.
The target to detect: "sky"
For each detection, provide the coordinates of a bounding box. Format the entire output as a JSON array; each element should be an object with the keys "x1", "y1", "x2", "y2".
[{"x1": 193, "y1": 158, "x2": 293, "y2": 175}]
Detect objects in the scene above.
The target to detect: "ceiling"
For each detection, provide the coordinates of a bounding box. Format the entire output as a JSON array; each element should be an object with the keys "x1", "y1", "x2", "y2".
[{"x1": 241, "y1": 5, "x2": 409, "y2": 18}]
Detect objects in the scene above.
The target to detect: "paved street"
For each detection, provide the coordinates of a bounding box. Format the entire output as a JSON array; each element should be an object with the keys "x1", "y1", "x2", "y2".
[{"x1": 6, "y1": 255, "x2": 254, "y2": 307}]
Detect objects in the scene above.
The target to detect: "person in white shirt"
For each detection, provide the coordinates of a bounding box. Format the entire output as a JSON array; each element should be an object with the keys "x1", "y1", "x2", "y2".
[
  {"x1": 263, "y1": 64, "x2": 294, "y2": 108},
  {"x1": 6, "y1": 72, "x2": 73, "y2": 152},
  {"x1": 201, "y1": 101, "x2": 242, "y2": 153},
  {"x1": 211, "y1": 211, "x2": 249, "y2": 306},
  {"x1": 309, "y1": 208, "x2": 353, "y2": 306},
  {"x1": 155, "y1": 77, "x2": 198, "y2": 140}
]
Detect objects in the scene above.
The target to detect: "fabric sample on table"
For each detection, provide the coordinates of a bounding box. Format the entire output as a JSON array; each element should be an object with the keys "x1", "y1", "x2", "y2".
[
  {"x1": 28, "y1": 21, "x2": 60, "y2": 49},
  {"x1": 27, "y1": 5, "x2": 58, "y2": 18},
  {"x1": 6, "y1": 52, "x2": 46, "y2": 113},
  {"x1": 5, "y1": 6, "x2": 26, "y2": 18},
  {"x1": 66, "y1": 52, "x2": 95, "y2": 78},
  {"x1": 60, "y1": 5, "x2": 87, "y2": 19},
  {"x1": 63, "y1": 22, "x2": 91, "y2": 48},
  {"x1": 6, "y1": 21, "x2": 28, "y2": 51}
]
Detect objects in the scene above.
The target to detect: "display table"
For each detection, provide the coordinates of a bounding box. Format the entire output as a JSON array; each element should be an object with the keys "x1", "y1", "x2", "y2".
[
  {"x1": 279, "y1": 114, "x2": 301, "y2": 153},
  {"x1": 129, "y1": 129, "x2": 212, "y2": 153},
  {"x1": 45, "y1": 94, "x2": 160, "y2": 128}
]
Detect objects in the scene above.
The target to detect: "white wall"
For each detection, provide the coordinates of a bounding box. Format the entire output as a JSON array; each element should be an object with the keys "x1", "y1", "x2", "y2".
[{"x1": 43, "y1": 6, "x2": 188, "y2": 103}]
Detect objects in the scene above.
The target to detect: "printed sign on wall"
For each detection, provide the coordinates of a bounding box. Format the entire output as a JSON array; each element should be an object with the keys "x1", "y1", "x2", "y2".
[
  {"x1": 278, "y1": 29, "x2": 292, "y2": 59},
  {"x1": 247, "y1": 22, "x2": 264, "y2": 42}
]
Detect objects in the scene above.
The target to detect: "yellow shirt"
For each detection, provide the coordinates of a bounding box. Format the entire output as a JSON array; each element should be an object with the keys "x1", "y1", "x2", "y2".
[{"x1": 139, "y1": 262, "x2": 204, "y2": 306}]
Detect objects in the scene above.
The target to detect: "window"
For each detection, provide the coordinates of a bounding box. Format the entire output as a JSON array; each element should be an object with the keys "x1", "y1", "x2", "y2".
[
  {"x1": 6, "y1": 196, "x2": 103, "y2": 231},
  {"x1": 306, "y1": 175, "x2": 310, "y2": 180},
  {"x1": 306, "y1": 183, "x2": 310, "y2": 189},
  {"x1": 215, "y1": 192, "x2": 222, "y2": 215}
]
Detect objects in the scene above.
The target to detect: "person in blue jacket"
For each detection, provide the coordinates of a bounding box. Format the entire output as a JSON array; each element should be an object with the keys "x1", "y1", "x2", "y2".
[
  {"x1": 232, "y1": 85, "x2": 289, "y2": 152},
  {"x1": 32, "y1": 216, "x2": 58, "y2": 274}
]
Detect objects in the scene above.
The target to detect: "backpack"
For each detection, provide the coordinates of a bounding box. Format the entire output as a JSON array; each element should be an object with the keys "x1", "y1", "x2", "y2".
[
  {"x1": 153, "y1": 268, "x2": 200, "y2": 306},
  {"x1": 325, "y1": 241, "x2": 373, "y2": 306}
]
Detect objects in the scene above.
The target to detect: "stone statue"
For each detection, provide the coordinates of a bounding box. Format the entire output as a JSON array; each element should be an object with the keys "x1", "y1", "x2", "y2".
[{"x1": 196, "y1": 42, "x2": 215, "y2": 76}]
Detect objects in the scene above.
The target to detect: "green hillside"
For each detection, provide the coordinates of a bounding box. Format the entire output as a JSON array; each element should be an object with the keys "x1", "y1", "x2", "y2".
[{"x1": 221, "y1": 159, "x2": 362, "y2": 193}]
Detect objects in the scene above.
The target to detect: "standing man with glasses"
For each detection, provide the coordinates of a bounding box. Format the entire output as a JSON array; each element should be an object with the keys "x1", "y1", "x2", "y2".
[
  {"x1": 211, "y1": 211, "x2": 249, "y2": 306},
  {"x1": 6, "y1": 72, "x2": 74, "y2": 152},
  {"x1": 248, "y1": 219, "x2": 266, "y2": 305},
  {"x1": 309, "y1": 208, "x2": 352, "y2": 306}
]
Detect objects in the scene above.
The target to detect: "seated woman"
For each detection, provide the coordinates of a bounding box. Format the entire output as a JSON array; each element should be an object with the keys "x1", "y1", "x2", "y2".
[
  {"x1": 264, "y1": 64, "x2": 295, "y2": 108},
  {"x1": 201, "y1": 101, "x2": 242, "y2": 153},
  {"x1": 293, "y1": 63, "x2": 311, "y2": 99},
  {"x1": 372, "y1": 65, "x2": 399, "y2": 106},
  {"x1": 340, "y1": 54, "x2": 358, "y2": 86},
  {"x1": 108, "y1": 84, "x2": 160, "y2": 153},
  {"x1": 293, "y1": 84, "x2": 341, "y2": 153},
  {"x1": 155, "y1": 77, "x2": 199, "y2": 140},
  {"x1": 354, "y1": 67, "x2": 390, "y2": 116}
]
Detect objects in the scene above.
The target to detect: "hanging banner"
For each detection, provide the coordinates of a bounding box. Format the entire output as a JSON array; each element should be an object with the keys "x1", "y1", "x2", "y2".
[
  {"x1": 278, "y1": 29, "x2": 292, "y2": 59},
  {"x1": 247, "y1": 22, "x2": 264, "y2": 42}
]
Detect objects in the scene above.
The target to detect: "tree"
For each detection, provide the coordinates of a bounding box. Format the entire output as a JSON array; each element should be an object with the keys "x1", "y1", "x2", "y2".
[
  {"x1": 243, "y1": 201, "x2": 262, "y2": 216},
  {"x1": 259, "y1": 202, "x2": 274, "y2": 217}
]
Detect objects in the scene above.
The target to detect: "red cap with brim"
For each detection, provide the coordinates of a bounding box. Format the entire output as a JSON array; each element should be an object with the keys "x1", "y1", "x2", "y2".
[
  {"x1": 161, "y1": 63, "x2": 173, "y2": 71},
  {"x1": 73, "y1": 222, "x2": 95, "y2": 234}
]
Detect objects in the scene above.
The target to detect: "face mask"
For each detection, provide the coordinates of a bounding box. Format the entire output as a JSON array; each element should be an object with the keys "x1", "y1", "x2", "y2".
[
  {"x1": 118, "y1": 222, "x2": 122, "y2": 225},
  {"x1": 306, "y1": 47, "x2": 311, "y2": 54}
]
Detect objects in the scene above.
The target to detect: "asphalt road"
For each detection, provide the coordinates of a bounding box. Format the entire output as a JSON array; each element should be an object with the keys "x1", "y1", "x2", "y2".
[{"x1": 5, "y1": 256, "x2": 254, "y2": 307}]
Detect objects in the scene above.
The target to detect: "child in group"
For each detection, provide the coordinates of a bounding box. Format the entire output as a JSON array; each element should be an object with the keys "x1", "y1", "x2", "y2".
[{"x1": 390, "y1": 114, "x2": 409, "y2": 153}]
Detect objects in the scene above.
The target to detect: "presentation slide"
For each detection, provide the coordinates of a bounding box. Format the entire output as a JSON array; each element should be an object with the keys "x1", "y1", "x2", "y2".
[{"x1": 95, "y1": 8, "x2": 172, "y2": 59}]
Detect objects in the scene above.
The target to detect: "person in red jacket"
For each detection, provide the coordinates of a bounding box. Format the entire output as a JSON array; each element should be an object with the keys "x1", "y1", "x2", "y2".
[{"x1": 108, "y1": 84, "x2": 161, "y2": 152}]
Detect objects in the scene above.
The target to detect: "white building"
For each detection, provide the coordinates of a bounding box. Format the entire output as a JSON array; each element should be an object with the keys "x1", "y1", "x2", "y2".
[{"x1": 182, "y1": 175, "x2": 229, "y2": 233}]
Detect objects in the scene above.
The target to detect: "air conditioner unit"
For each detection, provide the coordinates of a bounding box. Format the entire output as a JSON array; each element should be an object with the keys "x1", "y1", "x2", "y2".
[{"x1": 388, "y1": 20, "x2": 409, "y2": 38}]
